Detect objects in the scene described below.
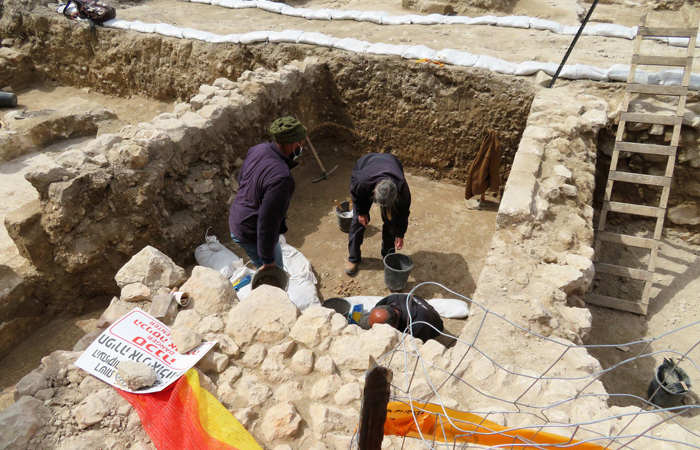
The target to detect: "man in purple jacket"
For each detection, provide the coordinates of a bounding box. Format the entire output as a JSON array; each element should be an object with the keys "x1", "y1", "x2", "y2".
[
  {"x1": 345, "y1": 153, "x2": 411, "y2": 275},
  {"x1": 229, "y1": 117, "x2": 307, "y2": 270}
]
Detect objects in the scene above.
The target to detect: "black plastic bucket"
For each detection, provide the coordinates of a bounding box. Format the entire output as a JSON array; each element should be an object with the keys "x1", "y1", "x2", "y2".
[
  {"x1": 335, "y1": 201, "x2": 352, "y2": 233},
  {"x1": 251, "y1": 266, "x2": 289, "y2": 291},
  {"x1": 0, "y1": 92, "x2": 18, "y2": 108},
  {"x1": 383, "y1": 252, "x2": 414, "y2": 291},
  {"x1": 322, "y1": 297, "x2": 351, "y2": 317},
  {"x1": 647, "y1": 359, "x2": 691, "y2": 408}
]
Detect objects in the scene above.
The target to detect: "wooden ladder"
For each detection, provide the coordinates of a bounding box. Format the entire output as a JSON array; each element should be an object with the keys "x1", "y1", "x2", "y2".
[{"x1": 586, "y1": 9, "x2": 698, "y2": 315}]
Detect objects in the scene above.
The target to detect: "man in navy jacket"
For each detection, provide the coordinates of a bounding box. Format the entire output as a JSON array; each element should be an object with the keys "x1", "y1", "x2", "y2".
[
  {"x1": 358, "y1": 294, "x2": 443, "y2": 342},
  {"x1": 346, "y1": 153, "x2": 411, "y2": 275},
  {"x1": 229, "y1": 117, "x2": 307, "y2": 270}
]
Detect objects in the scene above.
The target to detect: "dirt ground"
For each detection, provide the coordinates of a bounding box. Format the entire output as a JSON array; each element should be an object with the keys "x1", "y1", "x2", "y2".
[{"x1": 1, "y1": 0, "x2": 699, "y2": 420}]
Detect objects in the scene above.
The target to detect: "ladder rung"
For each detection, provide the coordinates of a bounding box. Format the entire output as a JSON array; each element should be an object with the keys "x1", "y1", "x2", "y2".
[
  {"x1": 594, "y1": 261, "x2": 654, "y2": 281},
  {"x1": 597, "y1": 231, "x2": 659, "y2": 249},
  {"x1": 615, "y1": 142, "x2": 677, "y2": 156},
  {"x1": 621, "y1": 113, "x2": 682, "y2": 126},
  {"x1": 608, "y1": 170, "x2": 672, "y2": 187},
  {"x1": 637, "y1": 26, "x2": 698, "y2": 38},
  {"x1": 627, "y1": 84, "x2": 688, "y2": 95},
  {"x1": 586, "y1": 293, "x2": 647, "y2": 315},
  {"x1": 631, "y1": 55, "x2": 692, "y2": 67},
  {"x1": 604, "y1": 201, "x2": 666, "y2": 218}
]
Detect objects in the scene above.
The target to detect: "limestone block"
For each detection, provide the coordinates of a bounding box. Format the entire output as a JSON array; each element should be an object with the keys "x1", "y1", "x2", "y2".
[
  {"x1": 314, "y1": 355, "x2": 337, "y2": 375},
  {"x1": 197, "y1": 351, "x2": 229, "y2": 374},
  {"x1": 668, "y1": 204, "x2": 700, "y2": 226},
  {"x1": 199, "y1": 85, "x2": 218, "y2": 97},
  {"x1": 274, "y1": 381, "x2": 305, "y2": 403},
  {"x1": 237, "y1": 375, "x2": 273, "y2": 407},
  {"x1": 565, "y1": 254, "x2": 594, "y2": 290},
  {"x1": 14, "y1": 371, "x2": 47, "y2": 399},
  {"x1": 260, "y1": 357, "x2": 294, "y2": 383},
  {"x1": 173, "y1": 309, "x2": 202, "y2": 331},
  {"x1": 326, "y1": 434, "x2": 353, "y2": 450},
  {"x1": 309, "y1": 404, "x2": 356, "y2": 435},
  {"x1": 115, "y1": 246, "x2": 187, "y2": 290},
  {"x1": 330, "y1": 325, "x2": 400, "y2": 371},
  {"x1": 330, "y1": 314, "x2": 348, "y2": 334},
  {"x1": 75, "y1": 390, "x2": 112, "y2": 429},
  {"x1": 218, "y1": 365, "x2": 243, "y2": 387},
  {"x1": 289, "y1": 306, "x2": 335, "y2": 348},
  {"x1": 510, "y1": 151, "x2": 542, "y2": 178},
  {"x1": 211, "y1": 334, "x2": 240, "y2": 358},
  {"x1": 291, "y1": 349, "x2": 315, "y2": 375},
  {"x1": 262, "y1": 402, "x2": 302, "y2": 441},
  {"x1": 334, "y1": 382, "x2": 361, "y2": 405},
  {"x1": 120, "y1": 282, "x2": 151, "y2": 302},
  {"x1": 117, "y1": 361, "x2": 157, "y2": 390},
  {"x1": 561, "y1": 184, "x2": 578, "y2": 197},
  {"x1": 213, "y1": 77, "x2": 236, "y2": 90},
  {"x1": 518, "y1": 137, "x2": 544, "y2": 157},
  {"x1": 497, "y1": 178, "x2": 536, "y2": 226},
  {"x1": 171, "y1": 328, "x2": 202, "y2": 354},
  {"x1": 240, "y1": 344, "x2": 267, "y2": 368},
  {"x1": 23, "y1": 162, "x2": 74, "y2": 196},
  {"x1": 268, "y1": 341, "x2": 297, "y2": 361},
  {"x1": 40, "y1": 350, "x2": 81, "y2": 379},
  {"x1": 225, "y1": 285, "x2": 299, "y2": 346},
  {"x1": 180, "y1": 266, "x2": 237, "y2": 315},
  {"x1": 540, "y1": 263, "x2": 586, "y2": 295},
  {"x1": 190, "y1": 93, "x2": 209, "y2": 110},
  {"x1": 553, "y1": 164, "x2": 573, "y2": 180},
  {"x1": 521, "y1": 125, "x2": 554, "y2": 143},
  {"x1": 108, "y1": 143, "x2": 149, "y2": 170},
  {"x1": 234, "y1": 407, "x2": 256, "y2": 429},
  {"x1": 419, "y1": 339, "x2": 446, "y2": 364},
  {"x1": 0, "y1": 396, "x2": 42, "y2": 450}
]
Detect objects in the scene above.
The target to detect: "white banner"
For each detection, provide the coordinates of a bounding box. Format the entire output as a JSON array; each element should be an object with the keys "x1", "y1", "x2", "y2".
[{"x1": 75, "y1": 308, "x2": 215, "y2": 393}]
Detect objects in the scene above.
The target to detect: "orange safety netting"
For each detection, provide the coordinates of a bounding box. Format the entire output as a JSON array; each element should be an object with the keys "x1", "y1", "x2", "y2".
[
  {"x1": 385, "y1": 401, "x2": 606, "y2": 450},
  {"x1": 119, "y1": 369, "x2": 262, "y2": 450}
]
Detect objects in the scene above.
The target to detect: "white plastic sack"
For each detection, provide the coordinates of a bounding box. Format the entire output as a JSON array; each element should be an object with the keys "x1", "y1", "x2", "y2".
[
  {"x1": 470, "y1": 15, "x2": 497, "y2": 25},
  {"x1": 529, "y1": 18, "x2": 564, "y2": 34},
  {"x1": 208, "y1": 33, "x2": 241, "y2": 43},
  {"x1": 331, "y1": 9, "x2": 360, "y2": 20},
  {"x1": 366, "y1": 42, "x2": 409, "y2": 56},
  {"x1": 104, "y1": 19, "x2": 131, "y2": 30},
  {"x1": 255, "y1": 0, "x2": 287, "y2": 13},
  {"x1": 434, "y1": 48, "x2": 478, "y2": 67},
  {"x1": 474, "y1": 54, "x2": 517, "y2": 75},
  {"x1": 426, "y1": 299, "x2": 469, "y2": 319},
  {"x1": 345, "y1": 296, "x2": 382, "y2": 313},
  {"x1": 268, "y1": 29, "x2": 304, "y2": 43},
  {"x1": 381, "y1": 15, "x2": 412, "y2": 25},
  {"x1": 441, "y1": 16, "x2": 472, "y2": 25},
  {"x1": 155, "y1": 23, "x2": 184, "y2": 38},
  {"x1": 130, "y1": 20, "x2": 157, "y2": 34},
  {"x1": 408, "y1": 13, "x2": 443, "y2": 25},
  {"x1": 195, "y1": 235, "x2": 242, "y2": 278},
  {"x1": 402, "y1": 45, "x2": 437, "y2": 60},
  {"x1": 229, "y1": 0, "x2": 258, "y2": 8},
  {"x1": 558, "y1": 63, "x2": 607, "y2": 81},
  {"x1": 284, "y1": 7, "x2": 310, "y2": 18},
  {"x1": 561, "y1": 25, "x2": 580, "y2": 35},
  {"x1": 584, "y1": 23, "x2": 634, "y2": 40},
  {"x1": 334, "y1": 38, "x2": 371, "y2": 53},
  {"x1": 239, "y1": 31, "x2": 270, "y2": 44},
  {"x1": 497, "y1": 15, "x2": 530, "y2": 29},
  {"x1": 182, "y1": 28, "x2": 219, "y2": 41},
  {"x1": 191, "y1": 0, "x2": 211, "y2": 3},
  {"x1": 297, "y1": 32, "x2": 338, "y2": 47},
  {"x1": 304, "y1": 8, "x2": 333, "y2": 20},
  {"x1": 515, "y1": 61, "x2": 558, "y2": 76},
  {"x1": 356, "y1": 11, "x2": 387, "y2": 24}
]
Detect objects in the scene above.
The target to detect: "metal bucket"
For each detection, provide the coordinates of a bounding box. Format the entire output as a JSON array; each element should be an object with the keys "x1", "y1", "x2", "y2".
[
  {"x1": 383, "y1": 252, "x2": 414, "y2": 291},
  {"x1": 335, "y1": 201, "x2": 352, "y2": 233},
  {"x1": 0, "y1": 92, "x2": 17, "y2": 108}
]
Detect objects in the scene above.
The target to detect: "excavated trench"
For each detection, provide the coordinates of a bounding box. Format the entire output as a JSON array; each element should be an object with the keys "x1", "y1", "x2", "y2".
[{"x1": 0, "y1": 7, "x2": 536, "y2": 370}]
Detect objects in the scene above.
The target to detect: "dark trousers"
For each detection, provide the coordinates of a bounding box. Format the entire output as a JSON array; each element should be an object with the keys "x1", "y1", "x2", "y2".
[{"x1": 348, "y1": 209, "x2": 395, "y2": 263}]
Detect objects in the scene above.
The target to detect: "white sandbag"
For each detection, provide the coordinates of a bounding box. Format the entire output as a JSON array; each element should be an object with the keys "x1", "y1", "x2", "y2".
[
  {"x1": 104, "y1": 19, "x2": 131, "y2": 30},
  {"x1": 214, "y1": 0, "x2": 238, "y2": 7},
  {"x1": 255, "y1": 0, "x2": 286, "y2": 13},
  {"x1": 195, "y1": 235, "x2": 242, "y2": 278},
  {"x1": 155, "y1": 23, "x2": 184, "y2": 38},
  {"x1": 558, "y1": 63, "x2": 607, "y2": 81},
  {"x1": 356, "y1": 11, "x2": 387, "y2": 24},
  {"x1": 331, "y1": 10, "x2": 361, "y2": 20},
  {"x1": 297, "y1": 31, "x2": 338, "y2": 47},
  {"x1": 381, "y1": 15, "x2": 412, "y2": 25},
  {"x1": 584, "y1": 23, "x2": 634, "y2": 40},
  {"x1": 474, "y1": 54, "x2": 517, "y2": 75},
  {"x1": 268, "y1": 29, "x2": 304, "y2": 43},
  {"x1": 333, "y1": 37, "x2": 371, "y2": 53},
  {"x1": 304, "y1": 8, "x2": 334, "y2": 20},
  {"x1": 182, "y1": 28, "x2": 219, "y2": 41},
  {"x1": 668, "y1": 36, "x2": 691, "y2": 47},
  {"x1": 408, "y1": 13, "x2": 444, "y2": 25},
  {"x1": 280, "y1": 238, "x2": 319, "y2": 310},
  {"x1": 515, "y1": 61, "x2": 558, "y2": 76},
  {"x1": 287, "y1": 278, "x2": 320, "y2": 310},
  {"x1": 284, "y1": 7, "x2": 310, "y2": 17},
  {"x1": 239, "y1": 31, "x2": 270, "y2": 44},
  {"x1": 130, "y1": 20, "x2": 157, "y2": 34},
  {"x1": 366, "y1": 42, "x2": 409, "y2": 56},
  {"x1": 470, "y1": 15, "x2": 497, "y2": 25},
  {"x1": 497, "y1": 15, "x2": 530, "y2": 29},
  {"x1": 561, "y1": 25, "x2": 580, "y2": 35},
  {"x1": 441, "y1": 16, "x2": 472, "y2": 25},
  {"x1": 426, "y1": 299, "x2": 469, "y2": 319},
  {"x1": 529, "y1": 17, "x2": 564, "y2": 34},
  {"x1": 191, "y1": 0, "x2": 211, "y2": 3},
  {"x1": 402, "y1": 45, "x2": 437, "y2": 61},
  {"x1": 230, "y1": 0, "x2": 258, "y2": 8},
  {"x1": 208, "y1": 33, "x2": 241, "y2": 43},
  {"x1": 433, "y1": 48, "x2": 478, "y2": 67},
  {"x1": 345, "y1": 296, "x2": 382, "y2": 312},
  {"x1": 606, "y1": 64, "x2": 655, "y2": 83}
]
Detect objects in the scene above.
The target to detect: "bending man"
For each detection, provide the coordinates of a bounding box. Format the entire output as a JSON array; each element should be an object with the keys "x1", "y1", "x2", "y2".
[
  {"x1": 228, "y1": 117, "x2": 307, "y2": 270},
  {"x1": 346, "y1": 153, "x2": 411, "y2": 276},
  {"x1": 359, "y1": 294, "x2": 443, "y2": 342}
]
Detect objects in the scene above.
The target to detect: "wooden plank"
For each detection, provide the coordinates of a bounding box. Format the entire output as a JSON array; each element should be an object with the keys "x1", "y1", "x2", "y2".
[
  {"x1": 585, "y1": 293, "x2": 647, "y2": 315},
  {"x1": 597, "y1": 231, "x2": 658, "y2": 249},
  {"x1": 615, "y1": 142, "x2": 676, "y2": 156},
  {"x1": 620, "y1": 113, "x2": 682, "y2": 126},
  {"x1": 631, "y1": 55, "x2": 691, "y2": 67},
  {"x1": 608, "y1": 170, "x2": 672, "y2": 187},
  {"x1": 594, "y1": 262, "x2": 654, "y2": 281},
  {"x1": 637, "y1": 26, "x2": 697, "y2": 38},
  {"x1": 627, "y1": 84, "x2": 688, "y2": 95},
  {"x1": 604, "y1": 201, "x2": 665, "y2": 217}
]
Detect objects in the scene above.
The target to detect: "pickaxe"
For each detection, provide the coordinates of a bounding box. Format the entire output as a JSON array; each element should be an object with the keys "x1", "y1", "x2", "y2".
[{"x1": 306, "y1": 136, "x2": 338, "y2": 183}]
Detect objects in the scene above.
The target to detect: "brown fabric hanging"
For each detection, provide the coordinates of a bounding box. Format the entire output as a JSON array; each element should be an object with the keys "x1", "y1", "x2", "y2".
[{"x1": 465, "y1": 129, "x2": 501, "y2": 200}]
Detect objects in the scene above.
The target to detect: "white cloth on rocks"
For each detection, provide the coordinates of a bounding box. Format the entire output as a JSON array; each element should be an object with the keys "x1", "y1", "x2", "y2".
[{"x1": 344, "y1": 296, "x2": 469, "y2": 319}]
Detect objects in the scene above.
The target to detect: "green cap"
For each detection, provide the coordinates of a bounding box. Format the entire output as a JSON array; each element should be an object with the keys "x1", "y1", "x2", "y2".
[{"x1": 270, "y1": 116, "x2": 308, "y2": 144}]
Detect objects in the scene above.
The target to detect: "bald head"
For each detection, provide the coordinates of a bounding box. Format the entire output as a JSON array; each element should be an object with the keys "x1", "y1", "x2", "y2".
[{"x1": 368, "y1": 305, "x2": 400, "y2": 328}]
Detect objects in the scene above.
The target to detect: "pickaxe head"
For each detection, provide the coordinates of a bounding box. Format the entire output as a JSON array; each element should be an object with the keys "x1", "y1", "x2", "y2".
[{"x1": 312, "y1": 165, "x2": 339, "y2": 183}]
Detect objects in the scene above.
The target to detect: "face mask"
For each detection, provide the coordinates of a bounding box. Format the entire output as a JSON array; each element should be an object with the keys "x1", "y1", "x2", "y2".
[{"x1": 292, "y1": 145, "x2": 303, "y2": 161}]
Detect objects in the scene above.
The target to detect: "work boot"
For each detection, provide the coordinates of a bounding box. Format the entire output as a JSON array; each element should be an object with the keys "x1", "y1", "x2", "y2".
[{"x1": 345, "y1": 261, "x2": 358, "y2": 276}]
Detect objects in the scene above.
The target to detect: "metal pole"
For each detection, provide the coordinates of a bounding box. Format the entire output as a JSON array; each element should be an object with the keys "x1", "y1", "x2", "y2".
[{"x1": 549, "y1": 0, "x2": 600, "y2": 88}]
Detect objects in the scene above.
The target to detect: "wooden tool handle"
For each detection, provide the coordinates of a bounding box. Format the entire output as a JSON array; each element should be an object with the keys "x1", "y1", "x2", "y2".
[{"x1": 334, "y1": 199, "x2": 342, "y2": 210}]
